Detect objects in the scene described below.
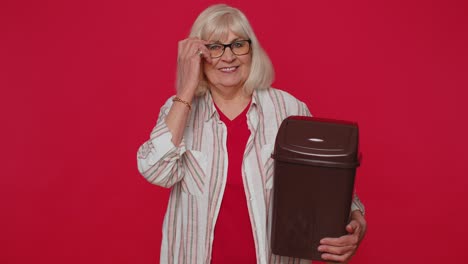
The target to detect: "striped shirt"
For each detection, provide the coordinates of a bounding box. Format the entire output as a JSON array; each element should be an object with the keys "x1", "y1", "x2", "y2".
[{"x1": 137, "y1": 87, "x2": 365, "y2": 264}]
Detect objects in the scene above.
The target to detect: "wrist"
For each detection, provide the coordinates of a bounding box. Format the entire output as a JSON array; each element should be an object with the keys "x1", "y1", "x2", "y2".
[
  {"x1": 351, "y1": 210, "x2": 367, "y2": 237},
  {"x1": 351, "y1": 209, "x2": 365, "y2": 222},
  {"x1": 176, "y1": 90, "x2": 195, "y2": 104},
  {"x1": 173, "y1": 96, "x2": 192, "y2": 111}
]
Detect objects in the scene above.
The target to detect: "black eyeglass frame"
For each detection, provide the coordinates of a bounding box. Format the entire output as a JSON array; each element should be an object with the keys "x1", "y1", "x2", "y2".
[{"x1": 204, "y1": 39, "x2": 252, "y2": 58}]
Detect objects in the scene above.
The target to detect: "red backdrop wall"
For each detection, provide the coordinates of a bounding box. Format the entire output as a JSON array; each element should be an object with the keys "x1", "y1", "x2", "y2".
[{"x1": 2, "y1": 0, "x2": 467, "y2": 263}]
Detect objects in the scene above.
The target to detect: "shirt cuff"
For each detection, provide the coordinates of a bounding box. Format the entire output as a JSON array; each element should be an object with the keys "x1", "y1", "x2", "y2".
[{"x1": 350, "y1": 195, "x2": 365, "y2": 216}]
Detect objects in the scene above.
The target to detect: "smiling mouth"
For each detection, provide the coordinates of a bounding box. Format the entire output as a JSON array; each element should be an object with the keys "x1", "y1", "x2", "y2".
[{"x1": 219, "y1": 66, "x2": 239, "y2": 73}]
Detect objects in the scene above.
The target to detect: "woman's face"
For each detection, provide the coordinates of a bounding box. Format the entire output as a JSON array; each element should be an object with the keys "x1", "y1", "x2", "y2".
[{"x1": 203, "y1": 30, "x2": 252, "y2": 93}]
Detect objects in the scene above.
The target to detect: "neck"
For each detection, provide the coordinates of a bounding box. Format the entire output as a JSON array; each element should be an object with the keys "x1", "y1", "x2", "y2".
[{"x1": 209, "y1": 85, "x2": 252, "y2": 120}]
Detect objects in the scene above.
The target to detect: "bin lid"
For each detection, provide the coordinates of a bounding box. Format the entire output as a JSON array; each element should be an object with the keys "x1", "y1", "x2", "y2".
[{"x1": 272, "y1": 116, "x2": 360, "y2": 168}]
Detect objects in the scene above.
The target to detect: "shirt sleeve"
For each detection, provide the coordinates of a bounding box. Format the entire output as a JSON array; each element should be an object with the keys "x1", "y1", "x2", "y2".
[
  {"x1": 300, "y1": 101, "x2": 312, "y2": 117},
  {"x1": 136, "y1": 96, "x2": 187, "y2": 188}
]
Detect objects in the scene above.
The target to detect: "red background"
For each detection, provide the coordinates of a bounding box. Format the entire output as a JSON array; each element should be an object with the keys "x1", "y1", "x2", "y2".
[{"x1": 1, "y1": 0, "x2": 468, "y2": 263}]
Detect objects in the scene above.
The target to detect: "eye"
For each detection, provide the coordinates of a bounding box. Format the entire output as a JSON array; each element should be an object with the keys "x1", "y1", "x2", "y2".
[
  {"x1": 232, "y1": 41, "x2": 246, "y2": 48},
  {"x1": 207, "y1": 44, "x2": 223, "y2": 51}
]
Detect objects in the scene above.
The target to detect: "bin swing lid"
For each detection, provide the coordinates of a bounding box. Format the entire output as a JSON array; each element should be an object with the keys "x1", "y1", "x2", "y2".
[{"x1": 271, "y1": 116, "x2": 360, "y2": 168}]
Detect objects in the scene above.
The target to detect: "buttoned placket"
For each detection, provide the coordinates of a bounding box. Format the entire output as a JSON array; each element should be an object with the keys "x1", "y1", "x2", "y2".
[{"x1": 243, "y1": 102, "x2": 267, "y2": 263}]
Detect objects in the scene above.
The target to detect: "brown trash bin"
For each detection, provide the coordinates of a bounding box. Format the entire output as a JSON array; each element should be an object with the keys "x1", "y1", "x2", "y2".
[{"x1": 270, "y1": 116, "x2": 360, "y2": 261}]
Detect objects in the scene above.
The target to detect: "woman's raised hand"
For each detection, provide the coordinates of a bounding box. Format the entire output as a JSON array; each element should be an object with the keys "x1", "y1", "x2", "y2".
[
  {"x1": 165, "y1": 38, "x2": 212, "y2": 146},
  {"x1": 176, "y1": 37, "x2": 212, "y2": 99}
]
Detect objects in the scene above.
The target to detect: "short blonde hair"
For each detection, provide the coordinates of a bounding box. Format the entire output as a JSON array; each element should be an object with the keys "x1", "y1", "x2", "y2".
[{"x1": 178, "y1": 4, "x2": 275, "y2": 96}]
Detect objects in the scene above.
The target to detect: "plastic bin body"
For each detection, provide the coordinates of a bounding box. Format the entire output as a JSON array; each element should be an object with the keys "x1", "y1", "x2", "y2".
[{"x1": 270, "y1": 116, "x2": 360, "y2": 261}]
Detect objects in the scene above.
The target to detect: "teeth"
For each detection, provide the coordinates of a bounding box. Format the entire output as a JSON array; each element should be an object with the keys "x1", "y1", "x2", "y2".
[{"x1": 220, "y1": 67, "x2": 237, "y2": 72}]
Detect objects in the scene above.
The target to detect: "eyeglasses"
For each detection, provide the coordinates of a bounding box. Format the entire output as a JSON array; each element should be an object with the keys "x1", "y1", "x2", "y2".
[{"x1": 205, "y1": 39, "x2": 252, "y2": 58}]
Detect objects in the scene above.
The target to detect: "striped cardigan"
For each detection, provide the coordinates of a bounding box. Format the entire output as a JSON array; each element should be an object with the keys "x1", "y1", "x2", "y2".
[{"x1": 137, "y1": 87, "x2": 365, "y2": 264}]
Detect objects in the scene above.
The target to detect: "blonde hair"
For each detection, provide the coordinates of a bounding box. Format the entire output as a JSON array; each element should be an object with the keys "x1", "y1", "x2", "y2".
[{"x1": 178, "y1": 4, "x2": 275, "y2": 96}]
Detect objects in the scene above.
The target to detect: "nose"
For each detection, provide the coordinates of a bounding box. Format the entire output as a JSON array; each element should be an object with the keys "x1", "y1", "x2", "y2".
[{"x1": 221, "y1": 46, "x2": 236, "y2": 62}]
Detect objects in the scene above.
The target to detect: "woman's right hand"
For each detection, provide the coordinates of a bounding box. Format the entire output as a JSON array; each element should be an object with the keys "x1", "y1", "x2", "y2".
[
  {"x1": 176, "y1": 37, "x2": 212, "y2": 99},
  {"x1": 165, "y1": 38, "x2": 212, "y2": 146}
]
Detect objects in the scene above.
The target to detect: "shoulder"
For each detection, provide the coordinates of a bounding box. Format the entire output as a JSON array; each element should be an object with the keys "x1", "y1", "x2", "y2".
[
  {"x1": 256, "y1": 87, "x2": 303, "y2": 103},
  {"x1": 256, "y1": 87, "x2": 311, "y2": 116}
]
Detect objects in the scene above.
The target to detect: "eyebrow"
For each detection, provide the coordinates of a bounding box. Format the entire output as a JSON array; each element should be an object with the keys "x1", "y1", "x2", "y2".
[{"x1": 210, "y1": 38, "x2": 242, "y2": 44}]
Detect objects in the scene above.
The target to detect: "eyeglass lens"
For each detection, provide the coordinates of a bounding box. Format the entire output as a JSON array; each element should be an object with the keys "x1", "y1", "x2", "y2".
[{"x1": 206, "y1": 40, "x2": 251, "y2": 58}]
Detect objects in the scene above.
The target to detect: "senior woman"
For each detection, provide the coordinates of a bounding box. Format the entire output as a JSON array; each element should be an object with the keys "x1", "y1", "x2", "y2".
[{"x1": 137, "y1": 4, "x2": 366, "y2": 264}]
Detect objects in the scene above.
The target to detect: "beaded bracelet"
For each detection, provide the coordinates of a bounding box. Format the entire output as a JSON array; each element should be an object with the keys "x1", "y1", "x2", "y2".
[{"x1": 172, "y1": 96, "x2": 191, "y2": 110}]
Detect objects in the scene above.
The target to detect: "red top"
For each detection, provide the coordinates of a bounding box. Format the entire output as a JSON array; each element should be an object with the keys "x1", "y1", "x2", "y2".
[{"x1": 211, "y1": 101, "x2": 256, "y2": 264}]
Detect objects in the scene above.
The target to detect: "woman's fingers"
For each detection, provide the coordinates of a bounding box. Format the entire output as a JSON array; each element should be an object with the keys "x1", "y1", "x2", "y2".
[
  {"x1": 320, "y1": 235, "x2": 358, "y2": 247},
  {"x1": 198, "y1": 45, "x2": 212, "y2": 64},
  {"x1": 318, "y1": 215, "x2": 366, "y2": 263},
  {"x1": 321, "y1": 251, "x2": 354, "y2": 263},
  {"x1": 321, "y1": 220, "x2": 361, "y2": 246},
  {"x1": 318, "y1": 228, "x2": 361, "y2": 263},
  {"x1": 318, "y1": 240, "x2": 356, "y2": 263},
  {"x1": 179, "y1": 38, "x2": 210, "y2": 61},
  {"x1": 320, "y1": 234, "x2": 358, "y2": 248},
  {"x1": 318, "y1": 244, "x2": 356, "y2": 255},
  {"x1": 176, "y1": 38, "x2": 212, "y2": 93},
  {"x1": 346, "y1": 220, "x2": 360, "y2": 234}
]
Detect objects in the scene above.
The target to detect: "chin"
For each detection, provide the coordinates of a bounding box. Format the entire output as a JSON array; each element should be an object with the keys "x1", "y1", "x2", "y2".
[{"x1": 222, "y1": 82, "x2": 243, "y2": 89}]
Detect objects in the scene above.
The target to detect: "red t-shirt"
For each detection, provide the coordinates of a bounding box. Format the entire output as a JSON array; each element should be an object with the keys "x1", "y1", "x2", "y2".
[{"x1": 210, "y1": 101, "x2": 256, "y2": 263}]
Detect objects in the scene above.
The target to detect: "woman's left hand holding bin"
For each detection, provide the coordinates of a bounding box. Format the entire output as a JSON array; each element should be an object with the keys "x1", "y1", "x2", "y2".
[{"x1": 318, "y1": 210, "x2": 367, "y2": 263}]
